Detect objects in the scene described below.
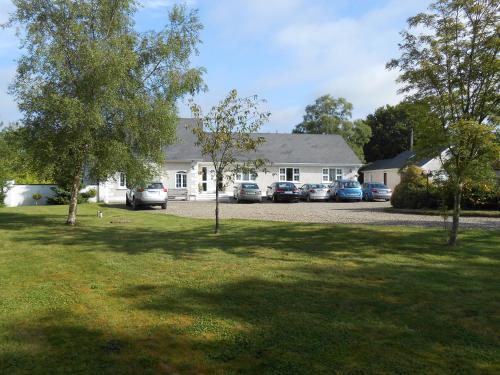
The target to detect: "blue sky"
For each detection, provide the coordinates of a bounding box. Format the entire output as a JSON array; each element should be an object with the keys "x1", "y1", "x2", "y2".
[{"x1": 0, "y1": 0, "x2": 431, "y2": 132}]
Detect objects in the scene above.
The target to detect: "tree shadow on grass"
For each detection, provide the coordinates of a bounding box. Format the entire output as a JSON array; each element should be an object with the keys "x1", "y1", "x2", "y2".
[
  {"x1": 0, "y1": 309, "x2": 207, "y2": 375},
  {"x1": 2, "y1": 261, "x2": 498, "y2": 374},
  {"x1": 113, "y1": 261, "x2": 499, "y2": 373},
  {"x1": 1, "y1": 209, "x2": 499, "y2": 265}
]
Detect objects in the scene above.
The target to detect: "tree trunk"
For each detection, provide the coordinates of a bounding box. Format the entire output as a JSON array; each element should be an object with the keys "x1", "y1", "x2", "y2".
[
  {"x1": 66, "y1": 170, "x2": 82, "y2": 225},
  {"x1": 214, "y1": 179, "x2": 220, "y2": 234},
  {"x1": 448, "y1": 183, "x2": 462, "y2": 246}
]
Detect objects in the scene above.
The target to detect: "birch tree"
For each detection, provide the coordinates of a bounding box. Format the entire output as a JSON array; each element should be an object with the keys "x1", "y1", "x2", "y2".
[{"x1": 6, "y1": 1, "x2": 204, "y2": 224}]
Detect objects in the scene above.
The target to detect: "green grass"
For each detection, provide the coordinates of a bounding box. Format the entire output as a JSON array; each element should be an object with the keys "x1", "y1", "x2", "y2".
[
  {"x1": 0, "y1": 204, "x2": 499, "y2": 374},
  {"x1": 383, "y1": 207, "x2": 500, "y2": 218}
]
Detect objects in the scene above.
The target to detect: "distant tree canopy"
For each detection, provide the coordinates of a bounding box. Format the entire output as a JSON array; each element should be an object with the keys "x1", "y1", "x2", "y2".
[
  {"x1": 363, "y1": 101, "x2": 437, "y2": 162},
  {"x1": 292, "y1": 95, "x2": 371, "y2": 161}
]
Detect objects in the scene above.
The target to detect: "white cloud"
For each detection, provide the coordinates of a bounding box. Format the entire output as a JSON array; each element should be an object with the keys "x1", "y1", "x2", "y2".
[
  {"x1": 0, "y1": 0, "x2": 14, "y2": 24},
  {"x1": 255, "y1": 0, "x2": 432, "y2": 120},
  {"x1": 141, "y1": 0, "x2": 196, "y2": 9},
  {"x1": 195, "y1": 0, "x2": 432, "y2": 130},
  {"x1": 0, "y1": 66, "x2": 19, "y2": 123},
  {"x1": 262, "y1": 105, "x2": 303, "y2": 133}
]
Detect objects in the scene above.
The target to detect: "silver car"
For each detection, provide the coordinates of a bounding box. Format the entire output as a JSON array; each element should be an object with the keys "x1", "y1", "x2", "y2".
[
  {"x1": 126, "y1": 182, "x2": 168, "y2": 210},
  {"x1": 362, "y1": 182, "x2": 392, "y2": 201},
  {"x1": 300, "y1": 183, "x2": 330, "y2": 201},
  {"x1": 233, "y1": 182, "x2": 262, "y2": 203}
]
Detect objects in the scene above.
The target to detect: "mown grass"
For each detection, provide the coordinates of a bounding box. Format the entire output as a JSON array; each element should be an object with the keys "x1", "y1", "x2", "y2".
[
  {"x1": 383, "y1": 207, "x2": 500, "y2": 218},
  {"x1": 0, "y1": 204, "x2": 499, "y2": 374}
]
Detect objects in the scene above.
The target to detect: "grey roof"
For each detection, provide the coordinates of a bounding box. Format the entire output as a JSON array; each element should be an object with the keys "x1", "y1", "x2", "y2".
[
  {"x1": 362, "y1": 150, "x2": 432, "y2": 171},
  {"x1": 164, "y1": 119, "x2": 362, "y2": 165}
]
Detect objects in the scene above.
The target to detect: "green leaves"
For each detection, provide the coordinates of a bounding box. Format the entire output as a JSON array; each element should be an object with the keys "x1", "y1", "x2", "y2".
[
  {"x1": 292, "y1": 95, "x2": 371, "y2": 162},
  {"x1": 7, "y1": 1, "x2": 204, "y2": 221},
  {"x1": 389, "y1": 0, "x2": 500, "y2": 244}
]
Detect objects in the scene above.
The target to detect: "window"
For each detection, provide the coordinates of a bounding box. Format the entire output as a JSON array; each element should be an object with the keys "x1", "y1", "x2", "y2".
[
  {"x1": 322, "y1": 168, "x2": 342, "y2": 182},
  {"x1": 175, "y1": 171, "x2": 187, "y2": 188},
  {"x1": 279, "y1": 168, "x2": 300, "y2": 182},
  {"x1": 336, "y1": 168, "x2": 343, "y2": 180},
  {"x1": 237, "y1": 171, "x2": 257, "y2": 181},
  {"x1": 119, "y1": 172, "x2": 126, "y2": 187}
]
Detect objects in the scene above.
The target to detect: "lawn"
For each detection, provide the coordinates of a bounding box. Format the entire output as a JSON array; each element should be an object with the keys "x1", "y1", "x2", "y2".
[
  {"x1": 0, "y1": 204, "x2": 499, "y2": 374},
  {"x1": 383, "y1": 207, "x2": 500, "y2": 218}
]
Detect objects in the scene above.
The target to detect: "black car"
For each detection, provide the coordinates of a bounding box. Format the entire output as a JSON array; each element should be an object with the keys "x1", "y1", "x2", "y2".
[{"x1": 266, "y1": 182, "x2": 301, "y2": 202}]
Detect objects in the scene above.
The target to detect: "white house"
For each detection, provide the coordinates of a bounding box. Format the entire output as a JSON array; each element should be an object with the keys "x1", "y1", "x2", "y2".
[
  {"x1": 361, "y1": 150, "x2": 445, "y2": 190},
  {"x1": 98, "y1": 118, "x2": 363, "y2": 202}
]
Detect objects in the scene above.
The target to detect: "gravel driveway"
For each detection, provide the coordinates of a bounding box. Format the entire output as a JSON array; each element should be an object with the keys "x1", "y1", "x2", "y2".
[{"x1": 154, "y1": 200, "x2": 500, "y2": 229}]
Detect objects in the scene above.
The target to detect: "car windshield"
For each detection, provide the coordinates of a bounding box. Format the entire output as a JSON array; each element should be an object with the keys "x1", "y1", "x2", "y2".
[
  {"x1": 310, "y1": 184, "x2": 325, "y2": 189},
  {"x1": 242, "y1": 183, "x2": 259, "y2": 189},
  {"x1": 146, "y1": 183, "x2": 164, "y2": 190},
  {"x1": 342, "y1": 181, "x2": 360, "y2": 188},
  {"x1": 371, "y1": 183, "x2": 387, "y2": 188},
  {"x1": 277, "y1": 183, "x2": 295, "y2": 189}
]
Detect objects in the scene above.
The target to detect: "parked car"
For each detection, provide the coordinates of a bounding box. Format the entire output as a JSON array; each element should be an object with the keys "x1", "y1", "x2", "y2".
[
  {"x1": 300, "y1": 183, "x2": 330, "y2": 201},
  {"x1": 362, "y1": 182, "x2": 392, "y2": 201},
  {"x1": 233, "y1": 182, "x2": 262, "y2": 203},
  {"x1": 328, "y1": 180, "x2": 363, "y2": 202},
  {"x1": 266, "y1": 182, "x2": 301, "y2": 202},
  {"x1": 126, "y1": 182, "x2": 168, "y2": 210}
]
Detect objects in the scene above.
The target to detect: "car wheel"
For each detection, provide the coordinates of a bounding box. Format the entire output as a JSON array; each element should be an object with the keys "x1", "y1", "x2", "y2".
[{"x1": 161, "y1": 203, "x2": 167, "y2": 209}]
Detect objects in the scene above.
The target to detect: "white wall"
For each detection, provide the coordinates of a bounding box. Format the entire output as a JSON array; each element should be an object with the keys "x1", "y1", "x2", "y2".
[
  {"x1": 4, "y1": 184, "x2": 99, "y2": 207},
  {"x1": 4, "y1": 184, "x2": 57, "y2": 207},
  {"x1": 363, "y1": 169, "x2": 400, "y2": 190}
]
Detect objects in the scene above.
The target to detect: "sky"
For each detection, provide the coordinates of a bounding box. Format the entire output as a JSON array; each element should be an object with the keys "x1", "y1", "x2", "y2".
[{"x1": 0, "y1": 0, "x2": 432, "y2": 133}]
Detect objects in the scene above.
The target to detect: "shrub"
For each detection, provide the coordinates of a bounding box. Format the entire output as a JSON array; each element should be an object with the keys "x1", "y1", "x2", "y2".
[
  {"x1": 391, "y1": 166, "x2": 499, "y2": 210},
  {"x1": 32, "y1": 192, "x2": 42, "y2": 205},
  {"x1": 461, "y1": 180, "x2": 499, "y2": 210},
  {"x1": 391, "y1": 166, "x2": 436, "y2": 209},
  {"x1": 81, "y1": 188, "x2": 97, "y2": 199},
  {"x1": 47, "y1": 186, "x2": 89, "y2": 205},
  {"x1": 0, "y1": 188, "x2": 6, "y2": 207}
]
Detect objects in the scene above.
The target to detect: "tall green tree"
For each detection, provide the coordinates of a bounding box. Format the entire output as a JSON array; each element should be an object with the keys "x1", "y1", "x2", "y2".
[
  {"x1": 0, "y1": 126, "x2": 53, "y2": 186},
  {"x1": 7, "y1": 1, "x2": 204, "y2": 224},
  {"x1": 190, "y1": 89, "x2": 270, "y2": 234},
  {"x1": 363, "y1": 102, "x2": 435, "y2": 162},
  {"x1": 292, "y1": 95, "x2": 371, "y2": 161},
  {"x1": 388, "y1": 0, "x2": 499, "y2": 245}
]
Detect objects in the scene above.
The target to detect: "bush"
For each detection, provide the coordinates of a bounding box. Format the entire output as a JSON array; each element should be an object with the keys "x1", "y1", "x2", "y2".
[
  {"x1": 32, "y1": 192, "x2": 42, "y2": 205},
  {"x1": 47, "y1": 186, "x2": 89, "y2": 205},
  {"x1": 81, "y1": 188, "x2": 97, "y2": 199},
  {"x1": 461, "y1": 180, "x2": 499, "y2": 210},
  {"x1": 391, "y1": 166, "x2": 499, "y2": 210},
  {"x1": 391, "y1": 166, "x2": 438, "y2": 209},
  {"x1": 0, "y1": 188, "x2": 6, "y2": 207}
]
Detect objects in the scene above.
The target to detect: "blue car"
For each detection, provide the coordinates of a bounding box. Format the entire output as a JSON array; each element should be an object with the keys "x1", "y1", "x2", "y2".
[{"x1": 329, "y1": 180, "x2": 363, "y2": 202}]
